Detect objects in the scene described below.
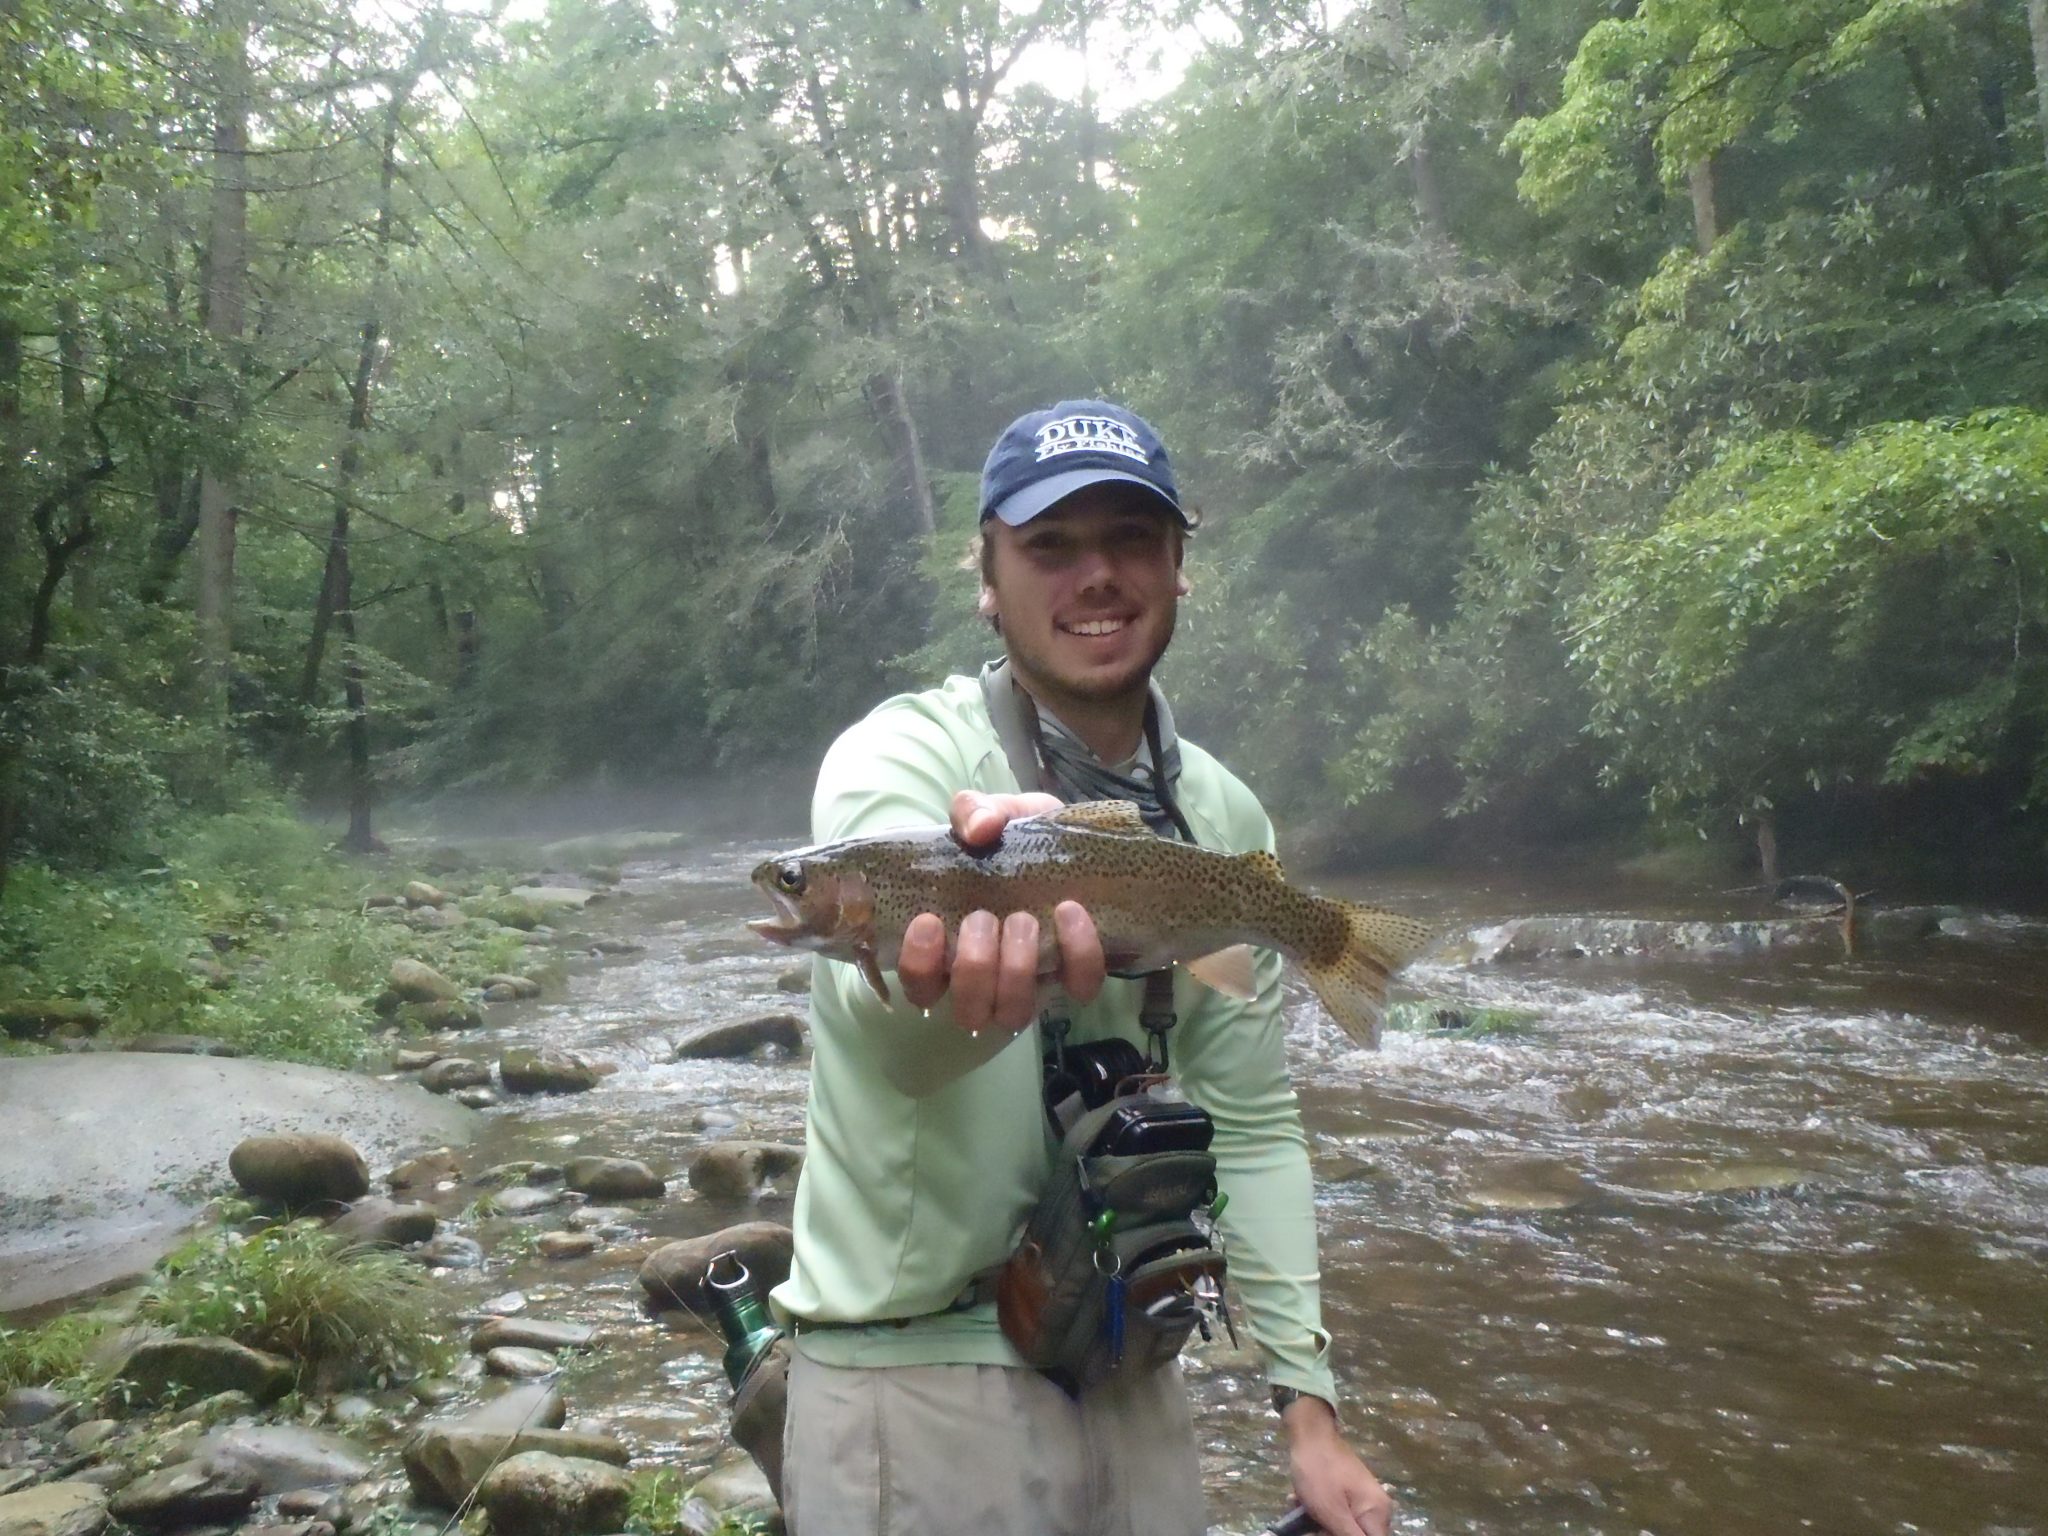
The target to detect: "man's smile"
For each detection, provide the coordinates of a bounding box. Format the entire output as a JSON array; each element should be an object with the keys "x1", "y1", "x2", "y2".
[{"x1": 1058, "y1": 615, "x2": 1133, "y2": 637}]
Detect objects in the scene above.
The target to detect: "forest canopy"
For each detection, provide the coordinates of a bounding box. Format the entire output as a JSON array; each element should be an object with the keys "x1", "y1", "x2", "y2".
[{"x1": 4, "y1": 0, "x2": 2046, "y2": 887}]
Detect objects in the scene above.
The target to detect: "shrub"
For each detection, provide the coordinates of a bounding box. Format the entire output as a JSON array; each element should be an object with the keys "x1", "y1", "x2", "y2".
[{"x1": 0, "y1": 1314, "x2": 109, "y2": 1392}]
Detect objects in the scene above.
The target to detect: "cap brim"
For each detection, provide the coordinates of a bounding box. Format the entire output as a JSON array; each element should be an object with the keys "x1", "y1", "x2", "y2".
[{"x1": 985, "y1": 467, "x2": 1188, "y2": 528}]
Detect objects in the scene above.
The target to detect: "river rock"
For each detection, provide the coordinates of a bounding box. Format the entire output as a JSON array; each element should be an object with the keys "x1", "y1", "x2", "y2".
[
  {"x1": 402, "y1": 1429, "x2": 629, "y2": 1510},
  {"x1": 482, "y1": 984, "x2": 519, "y2": 1003},
  {"x1": 415, "y1": 1235, "x2": 484, "y2": 1269},
  {"x1": 639, "y1": 1223, "x2": 793, "y2": 1315},
  {"x1": 118, "y1": 1338, "x2": 295, "y2": 1406},
  {"x1": 121, "y1": 1034, "x2": 241, "y2": 1057},
  {"x1": 390, "y1": 1048, "x2": 442, "y2": 1071},
  {"x1": 687, "y1": 1451, "x2": 778, "y2": 1530},
  {"x1": 454, "y1": 1087, "x2": 498, "y2": 1109},
  {"x1": 688, "y1": 1142, "x2": 803, "y2": 1202},
  {"x1": 537, "y1": 1232, "x2": 599, "y2": 1260},
  {"x1": 0, "y1": 1388, "x2": 73, "y2": 1428},
  {"x1": 484, "y1": 1348, "x2": 559, "y2": 1379},
  {"x1": 562, "y1": 1157, "x2": 663, "y2": 1201},
  {"x1": 470, "y1": 1319, "x2": 599, "y2": 1355},
  {"x1": 387, "y1": 1150, "x2": 461, "y2": 1191},
  {"x1": 389, "y1": 959, "x2": 459, "y2": 1004},
  {"x1": 60, "y1": 1421, "x2": 118, "y2": 1458},
  {"x1": 0, "y1": 1001, "x2": 103, "y2": 1040},
  {"x1": 403, "y1": 883, "x2": 449, "y2": 910},
  {"x1": 672, "y1": 1016, "x2": 804, "y2": 1062},
  {"x1": 0, "y1": 1482, "x2": 109, "y2": 1536},
  {"x1": 775, "y1": 964, "x2": 811, "y2": 994},
  {"x1": 588, "y1": 939, "x2": 644, "y2": 957},
  {"x1": 109, "y1": 1460, "x2": 260, "y2": 1528},
  {"x1": 192, "y1": 1425, "x2": 372, "y2": 1494},
  {"x1": 404, "y1": 999, "x2": 482, "y2": 1031},
  {"x1": 492, "y1": 1187, "x2": 563, "y2": 1217},
  {"x1": 498, "y1": 1050, "x2": 600, "y2": 1096},
  {"x1": 506, "y1": 887, "x2": 598, "y2": 912},
  {"x1": 481, "y1": 976, "x2": 542, "y2": 1000},
  {"x1": 420, "y1": 1058, "x2": 490, "y2": 1095},
  {"x1": 693, "y1": 1107, "x2": 744, "y2": 1136},
  {"x1": 475, "y1": 1451, "x2": 632, "y2": 1536},
  {"x1": 326, "y1": 1197, "x2": 437, "y2": 1250},
  {"x1": 227, "y1": 1133, "x2": 370, "y2": 1208},
  {"x1": 457, "y1": 1383, "x2": 566, "y2": 1432}
]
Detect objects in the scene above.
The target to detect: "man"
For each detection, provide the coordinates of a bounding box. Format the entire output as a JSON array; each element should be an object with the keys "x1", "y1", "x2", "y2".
[{"x1": 772, "y1": 400, "x2": 1393, "y2": 1536}]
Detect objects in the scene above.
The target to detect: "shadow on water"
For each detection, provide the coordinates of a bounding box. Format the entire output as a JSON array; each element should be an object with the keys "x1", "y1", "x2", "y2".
[{"x1": 407, "y1": 838, "x2": 2048, "y2": 1535}]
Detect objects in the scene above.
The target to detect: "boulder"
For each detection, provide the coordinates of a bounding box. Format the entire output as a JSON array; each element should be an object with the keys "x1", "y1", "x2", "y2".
[
  {"x1": 456, "y1": 1382, "x2": 566, "y2": 1432},
  {"x1": 0, "y1": 1001, "x2": 102, "y2": 1040},
  {"x1": 639, "y1": 1223, "x2": 793, "y2": 1315},
  {"x1": 420, "y1": 1058, "x2": 490, "y2": 1095},
  {"x1": 469, "y1": 1319, "x2": 598, "y2": 1355},
  {"x1": 403, "y1": 1428, "x2": 628, "y2": 1510},
  {"x1": 453, "y1": 1087, "x2": 499, "y2": 1110},
  {"x1": 228, "y1": 1134, "x2": 370, "y2": 1208},
  {"x1": 405, "y1": 908, "x2": 464, "y2": 934},
  {"x1": 117, "y1": 1337, "x2": 295, "y2": 1406},
  {"x1": 498, "y1": 1049, "x2": 600, "y2": 1096},
  {"x1": 687, "y1": 1451, "x2": 779, "y2": 1532},
  {"x1": 775, "y1": 964, "x2": 811, "y2": 995},
  {"x1": 60, "y1": 1421, "x2": 118, "y2": 1458},
  {"x1": 474, "y1": 1452, "x2": 633, "y2": 1536},
  {"x1": 403, "y1": 883, "x2": 449, "y2": 910},
  {"x1": 326, "y1": 1197, "x2": 436, "y2": 1250},
  {"x1": 504, "y1": 887, "x2": 598, "y2": 912},
  {"x1": 192, "y1": 1425, "x2": 371, "y2": 1495},
  {"x1": 480, "y1": 976, "x2": 542, "y2": 1000},
  {"x1": 0, "y1": 1483, "x2": 109, "y2": 1536},
  {"x1": 587, "y1": 940, "x2": 644, "y2": 958},
  {"x1": 108, "y1": 1460, "x2": 260, "y2": 1528},
  {"x1": 388, "y1": 960, "x2": 458, "y2": 1005},
  {"x1": 688, "y1": 1142, "x2": 803, "y2": 1202},
  {"x1": 562, "y1": 1158, "x2": 664, "y2": 1201},
  {"x1": 537, "y1": 1232, "x2": 599, "y2": 1260},
  {"x1": 482, "y1": 985, "x2": 519, "y2": 1004},
  {"x1": 672, "y1": 1016, "x2": 804, "y2": 1062}
]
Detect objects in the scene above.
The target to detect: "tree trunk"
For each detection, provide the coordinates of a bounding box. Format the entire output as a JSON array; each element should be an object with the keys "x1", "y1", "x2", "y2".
[
  {"x1": 865, "y1": 370, "x2": 936, "y2": 537},
  {"x1": 531, "y1": 438, "x2": 572, "y2": 628},
  {"x1": 0, "y1": 318, "x2": 22, "y2": 902},
  {"x1": 195, "y1": 0, "x2": 250, "y2": 691},
  {"x1": 1754, "y1": 811, "x2": 1779, "y2": 886},
  {"x1": 454, "y1": 609, "x2": 479, "y2": 691},
  {"x1": 2029, "y1": 0, "x2": 2048, "y2": 180},
  {"x1": 1687, "y1": 157, "x2": 1718, "y2": 253},
  {"x1": 1380, "y1": 0, "x2": 1447, "y2": 239}
]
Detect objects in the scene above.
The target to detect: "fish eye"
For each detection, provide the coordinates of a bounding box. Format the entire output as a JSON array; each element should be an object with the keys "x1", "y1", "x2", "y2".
[{"x1": 774, "y1": 862, "x2": 805, "y2": 893}]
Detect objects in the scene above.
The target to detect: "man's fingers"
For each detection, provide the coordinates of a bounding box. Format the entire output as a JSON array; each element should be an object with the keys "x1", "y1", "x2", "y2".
[
  {"x1": 1052, "y1": 900, "x2": 1106, "y2": 1004},
  {"x1": 897, "y1": 913, "x2": 950, "y2": 1010},
  {"x1": 950, "y1": 789, "x2": 1063, "y2": 848},
  {"x1": 948, "y1": 910, "x2": 999, "y2": 1030},
  {"x1": 992, "y1": 911, "x2": 1041, "y2": 1033}
]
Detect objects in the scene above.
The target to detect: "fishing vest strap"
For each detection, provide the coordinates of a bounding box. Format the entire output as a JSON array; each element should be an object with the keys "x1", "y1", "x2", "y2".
[{"x1": 1139, "y1": 968, "x2": 1178, "y2": 1072}]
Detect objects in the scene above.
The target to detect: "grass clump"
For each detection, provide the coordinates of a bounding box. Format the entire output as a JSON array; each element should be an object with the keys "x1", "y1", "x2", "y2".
[
  {"x1": 139, "y1": 1221, "x2": 448, "y2": 1387},
  {"x1": 1384, "y1": 1000, "x2": 1538, "y2": 1039},
  {"x1": 626, "y1": 1470, "x2": 771, "y2": 1536},
  {"x1": 0, "y1": 1313, "x2": 111, "y2": 1392}
]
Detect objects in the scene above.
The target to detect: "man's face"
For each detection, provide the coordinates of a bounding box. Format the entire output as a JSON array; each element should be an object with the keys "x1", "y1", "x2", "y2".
[{"x1": 982, "y1": 485, "x2": 1184, "y2": 717}]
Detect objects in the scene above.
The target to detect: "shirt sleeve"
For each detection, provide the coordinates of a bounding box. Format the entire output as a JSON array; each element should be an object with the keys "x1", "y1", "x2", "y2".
[
  {"x1": 1170, "y1": 808, "x2": 1339, "y2": 1406},
  {"x1": 809, "y1": 700, "x2": 1020, "y2": 1098}
]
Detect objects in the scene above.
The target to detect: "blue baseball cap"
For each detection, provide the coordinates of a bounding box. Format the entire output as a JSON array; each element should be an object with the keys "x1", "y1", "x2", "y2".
[{"x1": 977, "y1": 399, "x2": 1190, "y2": 528}]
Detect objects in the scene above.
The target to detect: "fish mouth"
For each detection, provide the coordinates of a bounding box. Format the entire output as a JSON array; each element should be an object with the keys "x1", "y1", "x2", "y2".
[{"x1": 747, "y1": 889, "x2": 805, "y2": 945}]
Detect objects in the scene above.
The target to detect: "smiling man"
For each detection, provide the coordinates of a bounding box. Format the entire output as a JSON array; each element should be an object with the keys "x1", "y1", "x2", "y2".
[{"x1": 772, "y1": 401, "x2": 1392, "y2": 1536}]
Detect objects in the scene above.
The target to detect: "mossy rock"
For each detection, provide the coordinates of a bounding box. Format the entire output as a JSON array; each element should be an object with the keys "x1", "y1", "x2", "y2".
[{"x1": 1, "y1": 1000, "x2": 104, "y2": 1040}]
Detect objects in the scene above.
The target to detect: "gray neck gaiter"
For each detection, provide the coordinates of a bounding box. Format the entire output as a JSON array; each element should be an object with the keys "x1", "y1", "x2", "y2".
[{"x1": 978, "y1": 659, "x2": 1188, "y2": 839}]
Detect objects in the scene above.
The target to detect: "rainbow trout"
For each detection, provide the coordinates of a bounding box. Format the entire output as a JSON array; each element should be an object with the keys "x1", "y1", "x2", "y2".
[{"x1": 747, "y1": 800, "x2": 1434, "y2": 1046}]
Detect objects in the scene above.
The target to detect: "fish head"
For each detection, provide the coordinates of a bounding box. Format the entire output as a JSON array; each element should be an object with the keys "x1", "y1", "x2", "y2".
[{"x1": 746, "y1": 851, "x2": 874, "y2": 953}]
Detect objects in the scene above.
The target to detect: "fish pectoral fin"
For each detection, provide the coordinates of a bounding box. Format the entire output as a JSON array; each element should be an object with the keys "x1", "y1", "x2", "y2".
[
  {"x1": 1042, "y1": 800, "x2": 1153, "y2": 837},
  {"x1": 1182, "y1": 944, "x2": 1258, "y2": 1001},
  {"x1": 855, "y1": 943, "x2": 892, "y2": 1003}
]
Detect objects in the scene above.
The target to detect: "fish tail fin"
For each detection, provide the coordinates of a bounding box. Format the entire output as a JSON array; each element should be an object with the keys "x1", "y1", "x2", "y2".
[{"x1": 1302, "y1": 902, "x2": 1437, "y2": 1049}]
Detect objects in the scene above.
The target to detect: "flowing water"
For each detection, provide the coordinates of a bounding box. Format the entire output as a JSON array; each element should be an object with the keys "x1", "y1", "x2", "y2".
[{"x1": 436, "y1": 841, "x2": 2048, "y2": 1536}]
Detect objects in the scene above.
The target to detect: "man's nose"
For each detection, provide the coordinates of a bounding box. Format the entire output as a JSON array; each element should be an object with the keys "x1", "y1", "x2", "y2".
[{"x1": 1072, "y1": 542, "x2": 1118, "y2": 592}]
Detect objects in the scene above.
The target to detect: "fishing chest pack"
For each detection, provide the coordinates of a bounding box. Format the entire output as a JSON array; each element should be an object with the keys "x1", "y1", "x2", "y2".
[{"x1": 993, "y1": 977, "x2": 1236, "y2": 1396}]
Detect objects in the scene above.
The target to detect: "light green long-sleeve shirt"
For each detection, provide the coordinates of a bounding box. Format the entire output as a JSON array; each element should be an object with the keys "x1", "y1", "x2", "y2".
[{"x1": 771, "y1": 674, "x2": 1337, "y2": 1402}]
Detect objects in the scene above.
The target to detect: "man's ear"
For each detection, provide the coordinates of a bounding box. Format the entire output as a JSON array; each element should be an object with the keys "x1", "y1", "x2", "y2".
[
  {"x1": 977, "y1": 586, "x2": 999, "y2": 619},
  {"x1": 1174, "y1": 571, "x2": 1192, "y2": 597}
]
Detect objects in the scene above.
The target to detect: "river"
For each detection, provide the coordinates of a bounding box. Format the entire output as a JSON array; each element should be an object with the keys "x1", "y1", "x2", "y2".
[{"x1": 434, "y1": 839, "x2": 2048, "y2": 1535}]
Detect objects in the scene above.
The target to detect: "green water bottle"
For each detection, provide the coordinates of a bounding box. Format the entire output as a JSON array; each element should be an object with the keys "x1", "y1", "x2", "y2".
[{"x1": 706, "y1": 1251, "x2": 781, "y2": 1393}]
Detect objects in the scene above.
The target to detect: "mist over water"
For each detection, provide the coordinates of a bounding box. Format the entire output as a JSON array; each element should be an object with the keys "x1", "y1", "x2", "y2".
[{"x1": 432, "y1": 837, "x2": 2048, "y2": 1535}]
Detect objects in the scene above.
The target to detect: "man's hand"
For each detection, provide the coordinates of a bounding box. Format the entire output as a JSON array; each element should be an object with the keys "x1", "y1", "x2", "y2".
[
  {"x1": 1283, "y1": 1395, "x2": 1393, "y2": 1536},
  {"x1": 896, "y1": 791, "x2": 1107, "y2": 1034}
]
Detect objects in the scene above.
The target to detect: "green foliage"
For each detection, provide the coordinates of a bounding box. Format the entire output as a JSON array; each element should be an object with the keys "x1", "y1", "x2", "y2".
[
  {"x1": 139, "y1": 1222, "x2": 448, "y2": 1386},
  {"x1": 627, "y1": 1469, "x2": 771, "y2": 1536},
  {"x1": 0, "y1": 1313, "x2": 109, "y2": 1393},
  {"x1": 1383, "y1": 1001, "x2": 1537, "y2": 1038}
]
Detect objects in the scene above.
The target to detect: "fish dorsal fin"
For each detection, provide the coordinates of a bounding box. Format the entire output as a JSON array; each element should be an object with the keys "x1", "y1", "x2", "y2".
[
  {"x1": 1183, "y1": 944, "x2": 1258, "y2": 1001},
  {"x1": 1043, "y1": 800, "x2": 1153, "y2": 837},
  {"x1": 1236, "y1": 849, "x2": 1286, "y2": 882}
]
